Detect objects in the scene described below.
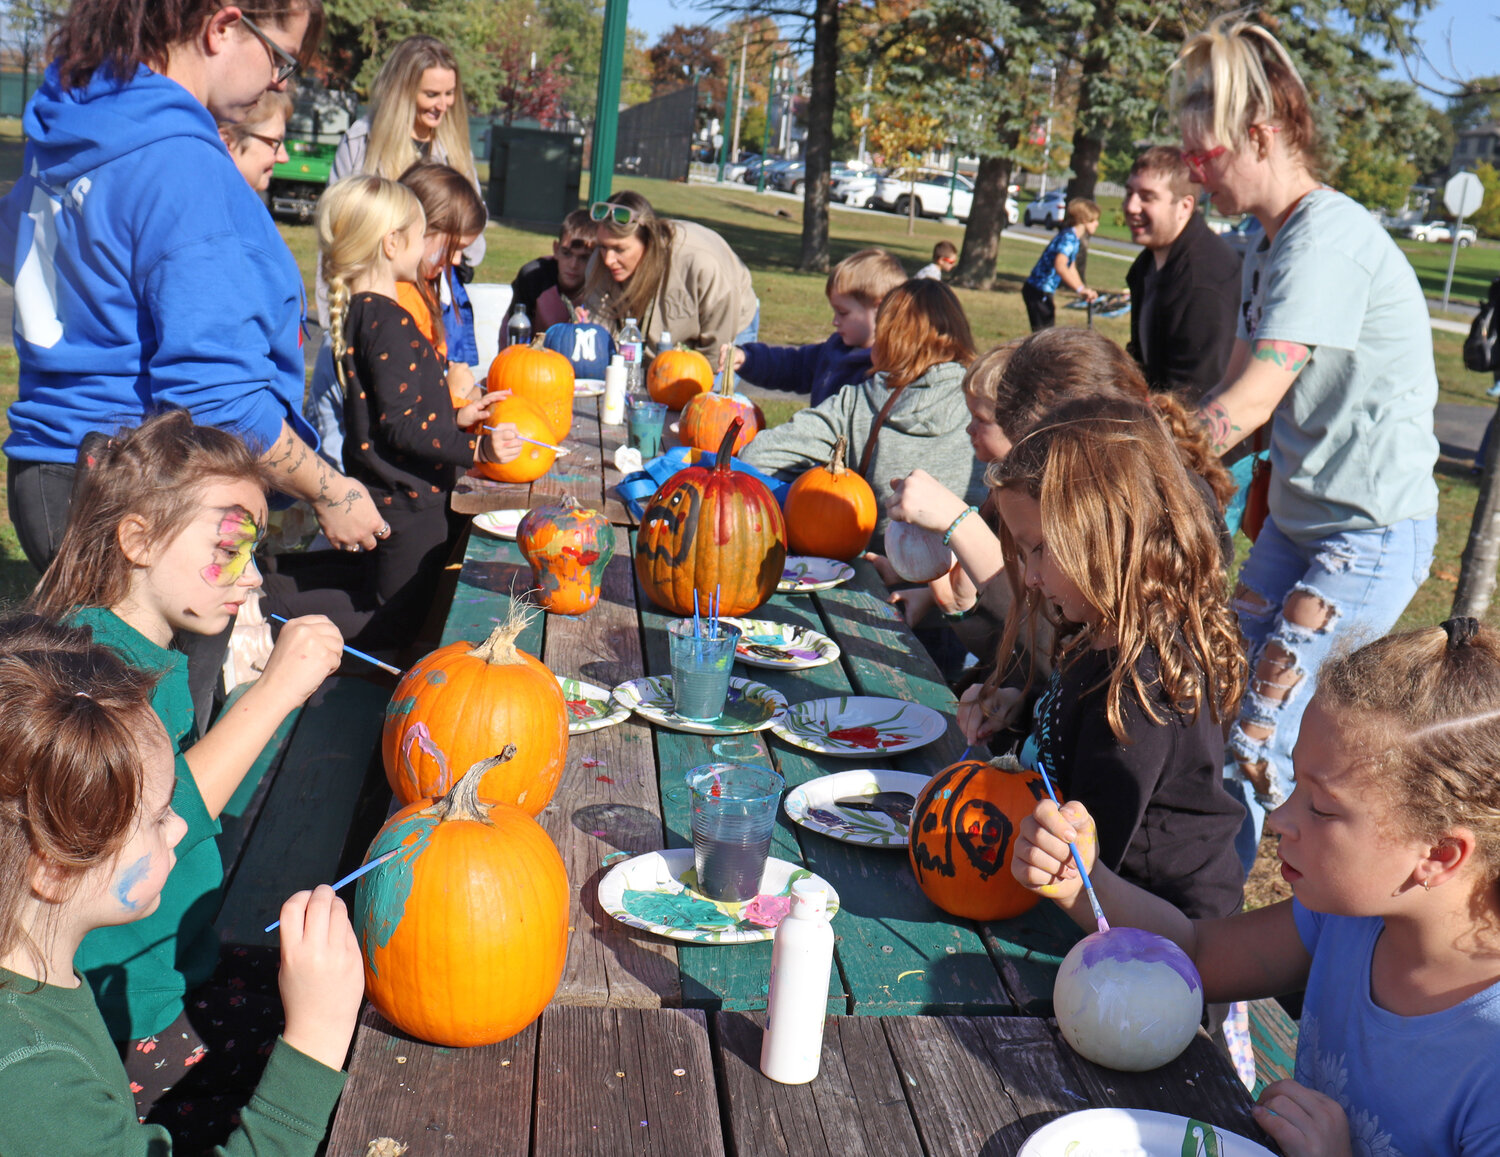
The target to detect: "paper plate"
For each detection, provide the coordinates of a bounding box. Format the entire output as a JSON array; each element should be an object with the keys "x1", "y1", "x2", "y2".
[
  {"x1": 611, "y1": 675, "x2": 787, "y2": 735},
  {"x1": 777, "y1": 556, "x2": 856, "y2": 594},
  {"x1": 1019, "y1": 1109, "x2": 1275, "y2": 1157},
  {"x1": 575, "y1": 377, "x2": 606, "y2": 397},
  {"x1": 719, "y1": 616, "x2": 840, "y2": 671},
  {"x1": 772, "y1": 696, "x2": 947, "y2": 757},
  {"x1": 597, "y1": 848, "x2": 840, "y2": 944},
  {"x1": 783, "y1": 769, "x2": 932, "y2": 847},
  {"x1": 471, "y1": 508, "x2": 526, "y2": 540},
  {"x1": 556, "y1": 676, "x2": 631, "y2": 734}
]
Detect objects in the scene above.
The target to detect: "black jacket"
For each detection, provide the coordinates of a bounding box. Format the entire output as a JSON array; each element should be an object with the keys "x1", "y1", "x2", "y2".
[{"x1": 1125, "y1": 212, "x2": 1241, "y2": 403}]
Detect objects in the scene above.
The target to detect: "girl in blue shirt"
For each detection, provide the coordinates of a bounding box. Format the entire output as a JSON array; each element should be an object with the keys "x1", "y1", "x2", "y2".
[{"x1": 1021, "y1": 199, "x2": 1100, "y2": 331}]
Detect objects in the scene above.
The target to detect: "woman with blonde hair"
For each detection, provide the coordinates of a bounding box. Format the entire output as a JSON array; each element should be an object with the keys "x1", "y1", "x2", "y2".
[{"x1": 1173, "y1": 15, "x2": 1439, "y2": 867}]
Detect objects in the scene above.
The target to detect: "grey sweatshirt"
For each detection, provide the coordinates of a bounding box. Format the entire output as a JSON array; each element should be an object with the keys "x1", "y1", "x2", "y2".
[{"x1": 743, "y1": 360, "x2": 987, "y2": 548}]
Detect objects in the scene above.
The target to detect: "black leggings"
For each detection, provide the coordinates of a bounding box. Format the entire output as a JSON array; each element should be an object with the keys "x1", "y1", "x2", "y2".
[{"x1": 1021, "y1": 283, "x2": 1055, "y2": 332}]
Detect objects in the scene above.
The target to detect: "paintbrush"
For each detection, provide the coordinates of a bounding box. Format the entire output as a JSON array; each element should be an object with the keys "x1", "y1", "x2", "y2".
[
  {"x1": 482, "y1": 426, "x2": 569, "y2": 457},
  {"x1": 1035, "y1": 760, "x2": 1110, "y2": 933},
  {"x1": 263, "y1": 848, "x2": 401, "y2": 932},
  {"x1": 268, "y1": 614, "x2": 402, "y2": 677}
]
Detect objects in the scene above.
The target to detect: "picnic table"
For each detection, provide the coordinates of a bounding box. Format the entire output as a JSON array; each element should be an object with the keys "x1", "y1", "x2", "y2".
[{"x1": 314, "y1": 395, "x2": 1275, "y2": 1155}]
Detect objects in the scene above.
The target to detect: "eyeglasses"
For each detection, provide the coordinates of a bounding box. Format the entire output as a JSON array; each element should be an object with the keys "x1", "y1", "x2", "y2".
[
  {"x1": 244, "y1": 130, "x2": 285, "y2": 152},
  {"x1": 590, "y1": 201, "x2": 640, "y2": 228},
  {"x1": 557, "y1": 240, "x2": 595, "y2": 257},
  {"x1": 1182, "y1": 124, "x2": 1280, "y2": 182},
  {"x1": 235, "y1": 9, "x2": 301, "y2": 85}
]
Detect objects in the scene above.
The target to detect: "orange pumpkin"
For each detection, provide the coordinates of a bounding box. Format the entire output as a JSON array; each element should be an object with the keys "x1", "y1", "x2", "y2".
[
  {"x1": 486, "y1": 344, "x2": 575, "y2": 441},
  {"x1": 517, "y1": 497, "x2": 617, "y2": 615},
  {"x1": 382, "y1": 611, "x2": 568, "y2": 813},
  {"x1": 353, "y1": 745, "x2": 568, "y2": 1047},
  {"x1": 784, "y1": 436, "x2": 878, "y2": 560},
  {"x1": 909, "y1": 757, "x2": 1045, "y2": 921},
  {"x1": 634, "y1": 417, "x2": 787, "y2": 616},
  {"x1": 678, "y1": 358, "x2": 763, "y2": 455},
  {"x1": 647, "y1": 346, "x2": 714, "y2": 409},
  {"x1": 473, "y1": 394, "x2": 556, "y2": 484}
]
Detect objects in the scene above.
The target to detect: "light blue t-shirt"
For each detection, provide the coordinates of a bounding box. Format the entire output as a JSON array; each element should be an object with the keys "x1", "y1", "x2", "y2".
[
  {"x1": 1238, "y1": 188, "x2": 1438, "y2": 543},
  {"x1": 1293, "y1": 901, "x2": 1500, "y2": 1154},
  {"x1": 1025, "y1": 228, "x2": 1082, "y2": 295}
]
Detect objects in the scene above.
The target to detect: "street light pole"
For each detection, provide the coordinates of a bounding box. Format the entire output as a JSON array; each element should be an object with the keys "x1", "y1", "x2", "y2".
[
  {"x1": 717, "y1": 58, "x2": 735, "y2": 181},
  {"x1": 757, "y1": 61, "x2": 776, "y2": 193}
]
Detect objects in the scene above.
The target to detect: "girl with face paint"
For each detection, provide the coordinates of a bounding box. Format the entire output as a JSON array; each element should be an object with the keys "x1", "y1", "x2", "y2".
[
  {"x1": 28, "y1": 410, "x2": 351, "y2": 1146},
  {"x1": 0, "y1": 615, "x2": 363, "y2": 1157}
]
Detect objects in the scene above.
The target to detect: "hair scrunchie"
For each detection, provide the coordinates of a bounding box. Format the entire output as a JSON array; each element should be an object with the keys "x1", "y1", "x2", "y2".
[{"x1": 1442, "y1": 616, "x2": 1481, "y2": 650}]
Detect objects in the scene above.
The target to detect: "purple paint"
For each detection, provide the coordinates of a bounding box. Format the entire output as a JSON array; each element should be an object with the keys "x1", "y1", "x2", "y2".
[
  {"x1": 1075, "y1": 927, "x2": 1202, "y2": 993},
  {"x1": 113, "y1": 855, "x2": 152, "y2": 911}
]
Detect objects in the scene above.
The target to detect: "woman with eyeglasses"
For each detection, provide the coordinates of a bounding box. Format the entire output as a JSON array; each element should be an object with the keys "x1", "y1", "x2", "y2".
[
  {"x1": 582, "y1": 190, "x2": 758, "y2": 362},
  {"x1": 1173, "y1": 16, "x2": 1438, "y2": 875},
  {"x1": 219, "y1": 89, "x2": 293, "y2": 192}
]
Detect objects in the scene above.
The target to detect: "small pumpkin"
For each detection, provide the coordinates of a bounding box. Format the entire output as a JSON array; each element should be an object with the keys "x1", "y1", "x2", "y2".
[
  {"x1": 517, "y1": 497, "x2": 617, "y2": 615},
  {"x1": 354, "y1": 745, "x2": 569, "y2": 1047},
  {"x1": 382, "y1": 607, "x2": 568, "y2": 813},
  {"x1": 784, "y1": 436, "x2": 878, "y2": 560},
  {"x1": 647, "y1": 346, "x2": 714, "y2": 409},
  {"x1": 634, "y1": 416, "x2": 787, "y2": 616},
  {"x1": 486, "y1": 343, "x2": 575, "y2": 441},
  {"x1": 678, "y1": 358, "x2": 764, "y2": 454},
  {"x1": 542, "y1": 319, "x2": 614, "y2": 380},
  {"x1": 473, "y1": 394, "x2": 556, "y2": 484},
  {"x1": 885, "y1": 519, "x2": 955, "y2": 583},
  {"x1": 909, "y1": 756, "x2": 1046, "y2": 922}
]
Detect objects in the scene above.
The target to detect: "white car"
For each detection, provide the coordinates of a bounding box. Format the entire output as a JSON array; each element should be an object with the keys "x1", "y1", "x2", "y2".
[
  {"x1": 1023, "y1": 189, "x2": 1068, "y2": 228},
  {"x1": 1404, "y1": 220, "x2": 1477, "y2": 246},
  {"x1": 832, "y1": 171, "x2": 880, "y2": 208},
  {"x1": 869, "y1": 171, "x2": 1016, "y2": 225}
]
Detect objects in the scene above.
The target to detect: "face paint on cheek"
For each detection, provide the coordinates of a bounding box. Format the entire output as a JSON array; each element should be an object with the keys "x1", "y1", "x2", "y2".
[
  {"x1": 112, "y1": 855, "x2": 153, "y2": 911},
  {"x1": 201, "y1": 505, "x2": 266, "y2": 586}
]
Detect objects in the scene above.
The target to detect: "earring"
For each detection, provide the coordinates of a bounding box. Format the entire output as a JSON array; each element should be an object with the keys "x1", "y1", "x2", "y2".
[{"x1": 1422, "y1": 879, "x2": 1431, "y2": 892}]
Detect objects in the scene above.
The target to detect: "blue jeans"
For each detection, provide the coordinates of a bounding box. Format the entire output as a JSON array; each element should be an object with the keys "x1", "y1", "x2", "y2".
[
  {"x1": 714, "y1": 302, "x2": 761, "y2": 389},
  {"x1": 1224, "y1": 514, "x2": 1436, "y2": 871}
]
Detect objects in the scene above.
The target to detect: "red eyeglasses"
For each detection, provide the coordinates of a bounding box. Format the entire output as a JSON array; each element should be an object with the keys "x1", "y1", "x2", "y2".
[{"x1": 1183, "y1": 125, "x2": 1280, "y2": 182}]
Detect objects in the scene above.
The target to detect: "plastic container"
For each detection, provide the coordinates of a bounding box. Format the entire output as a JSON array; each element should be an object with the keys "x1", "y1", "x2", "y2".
[
  {"x1": 759, "y1": 879, "x2": 834, "y2": 1084},
  {"x1": 602, "y1": 354, "x2": 627, "y2": 425},
  {"x1": 619, "y1": 316, "x2": 645, "y2": 398}
]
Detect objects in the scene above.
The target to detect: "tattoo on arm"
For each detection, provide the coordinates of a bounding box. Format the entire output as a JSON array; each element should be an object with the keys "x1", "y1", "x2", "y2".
[
  {"x1": 259, "y1": 424, "x2": 357, "y2": 510},
  {"x1": 1198, "y1": 400, "x2": 1241, "y2": 456},
  {"x1": 1252, "y1": 340, "x2": 1311, "y2": 373}
]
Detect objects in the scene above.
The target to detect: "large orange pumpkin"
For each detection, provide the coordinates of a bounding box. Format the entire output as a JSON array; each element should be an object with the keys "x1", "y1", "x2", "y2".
[
  {"x1": 382, "y1": 611, "x2": 568, "y2": 813},
  {"x1": 678, "y1": 359, "x2": 764, "y2": 455},
  {"x1": 353, "y1": 745, "x2": 569, "y2": 1047},
  {"x1": 486, "y1": 344, "x2": 575, "y2": 441},
  {"x1": 647, "y1": 346, "x2": 714, "y2": 409},
  {"x1": 634, "y1": 417, "x2": 787, "y2": 616},
  {"x1": 909, "y1": 757, "x2": 1046, "y2": 921},
  {"x1": 473, "y1": 394, "x2": 556, "y2": 484},
  {"x1": 517, "y1": 496, "x2": 616, "y2": 615},
  {"x1": 784, "y1": 436, "x2": 878, "y2": 560}
]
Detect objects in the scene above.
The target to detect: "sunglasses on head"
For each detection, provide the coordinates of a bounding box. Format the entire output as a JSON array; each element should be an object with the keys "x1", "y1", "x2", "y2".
[{"x1": 590, "y1": 201, "x2": 640, "y2": 227}]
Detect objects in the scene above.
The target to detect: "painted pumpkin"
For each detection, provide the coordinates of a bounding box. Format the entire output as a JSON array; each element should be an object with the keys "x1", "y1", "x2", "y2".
[
  {"x1": 382, "y1": 610, "x2": 568, "y2": 813},
  {"x1": 784, "y1": 436, "x2": 878, "y2": 560},
  {"x1": 678, "y1": 358, "x2": 763, "y2": 454},
  {"x1": 543, "y1": 320, "x2": 614, "y2": 380},
  {"x1": 647, "y1": 346, "x2": 714, "y2": 410},
  {"x1": 517, "y1": 497, "x2": 617, "y2": 615},
  {"x1": 473, "y1": 394, "x2": 556, "y2": 484},
  {"x1": 486, "y1": 343, "x2": 575, "y2": 441},
  {"x1": 634, "y1": 417, "x2": 787, "y2": 616},
  {"x1": 908, "y1": 757, "x2": 1045, "y2": 921},
  {"x1": 354, "y1": 745, "x2": 569, "y2": 1047},
  {"x1": 885, "y1": 520, "x2": 955, "y2": 583}
]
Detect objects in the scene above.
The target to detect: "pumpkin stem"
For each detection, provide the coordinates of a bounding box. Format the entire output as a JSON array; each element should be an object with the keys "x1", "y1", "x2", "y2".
[
  {"x1": 429, "y1": 744, "x2": 518, "y2": 824},
  {"x1": 722, "y1": 352, "x2": 736, "y2": 397},
  {"x1": 714, "y1": 417, "x2": 745, "y2": 468},
  {"x1": 468, "y1": 601, "x2": 536, "y2": 666},
  {"x1": 827, "y1": 436, "x2": 848, "y2": 476}
]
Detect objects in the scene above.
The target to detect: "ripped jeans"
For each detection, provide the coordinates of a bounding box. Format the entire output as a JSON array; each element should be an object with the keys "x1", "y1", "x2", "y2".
[{"x1": 1225, "y1": 514, "x2": 1436, "y2": 871}]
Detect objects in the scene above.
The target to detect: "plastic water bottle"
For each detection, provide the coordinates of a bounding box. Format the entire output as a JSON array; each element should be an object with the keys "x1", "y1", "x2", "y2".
[
  {"x1": 657, "y1": 329, "x2": 673, "y2": 355},
  {"x1": 506, "y1": 304, "x2": 532, "y2": 348},
  {"x1": 759, "y1": 880, "x2": 834, "y2": 1084},
  {"x1": 619, "y1": 316, "x2": 645, "y2": 398}
]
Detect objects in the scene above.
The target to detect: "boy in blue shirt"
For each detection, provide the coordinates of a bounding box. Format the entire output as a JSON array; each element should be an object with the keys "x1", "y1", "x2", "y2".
[
  {"x1": 719, "y1": 248, "x2": 906, "y2": 405},
  {"x1": 1022, "y1": 199, "x2": 1100, "y2": 331}
]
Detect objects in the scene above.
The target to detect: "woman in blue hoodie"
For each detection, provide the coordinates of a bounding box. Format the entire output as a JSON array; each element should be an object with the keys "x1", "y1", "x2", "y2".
[{"x1": 0, "y1": 0, "x2": 386, "y2": 579}]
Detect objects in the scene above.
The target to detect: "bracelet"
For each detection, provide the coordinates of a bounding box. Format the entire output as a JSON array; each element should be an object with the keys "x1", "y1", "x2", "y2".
[
  {"x1": 942, "y1": 506, "x2": 979, "y2": 546},
  {"x1": 941, "y1": 605, "x2": 977, "y2": 622}
]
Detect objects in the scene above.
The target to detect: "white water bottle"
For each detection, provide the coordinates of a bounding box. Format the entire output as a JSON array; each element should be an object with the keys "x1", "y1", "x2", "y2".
[
  {"x1": 619, "y1": 316, "x2": 645, "y2": 398},
  {"x1": 759, "y1": 880, "x2": 834, "y2": 1084},
  {"x1": 602, "y1": 353, "x2": 627, "y2": 425}
]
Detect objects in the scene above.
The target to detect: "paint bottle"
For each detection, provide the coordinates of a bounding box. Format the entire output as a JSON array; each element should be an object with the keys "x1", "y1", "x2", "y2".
[
  {"x1": 759, "y1": 880, "x2": 834, "y2": 1084},
  {"x1": 602, "y1": 353, "x2": 627, "y2": 426}
]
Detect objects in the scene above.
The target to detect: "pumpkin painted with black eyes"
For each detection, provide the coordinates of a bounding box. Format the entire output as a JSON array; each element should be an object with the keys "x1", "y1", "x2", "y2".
[
  {"x1": 517, "y1": 497, "x2": 616, "y2": 615},
  {"x1": 909, "y1": 756, "x2": 1046, "y2": 921},
  {"x1": 634, "y1": 417, "x2": 787, "y2": 616}
]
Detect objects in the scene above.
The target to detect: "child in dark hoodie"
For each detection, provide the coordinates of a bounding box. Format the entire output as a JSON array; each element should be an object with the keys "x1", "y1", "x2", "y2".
[{"x1": 718, "y1": 248, "x2": 906, "y2": 405}]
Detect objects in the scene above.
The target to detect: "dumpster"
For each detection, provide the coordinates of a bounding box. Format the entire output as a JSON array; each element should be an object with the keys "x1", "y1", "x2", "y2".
[{"x1": 487, "y1": 125, "x2": 583, "y2": 228}]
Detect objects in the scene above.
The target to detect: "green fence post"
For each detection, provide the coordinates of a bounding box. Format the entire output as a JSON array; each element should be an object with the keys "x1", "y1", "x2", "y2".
[
  {"x1": 589, "y1": 0, "x2": 628, "y2": 202},
  {"x1": 717, "y1": 58, "x2": 735, "y2": 182}
]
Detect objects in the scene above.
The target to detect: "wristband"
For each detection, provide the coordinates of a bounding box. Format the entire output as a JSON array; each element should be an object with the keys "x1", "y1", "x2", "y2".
[
  {"x1": 942, "y1": 506, "x2": 979, "y2": 546},
  {"x1": 941, "y1": 605, "x2": 977, "y2": 622}
]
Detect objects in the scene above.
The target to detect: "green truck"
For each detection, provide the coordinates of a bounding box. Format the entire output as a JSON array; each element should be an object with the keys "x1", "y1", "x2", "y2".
[{"x1": 267, "y1": 88, "x2": 351, "y2": 223}]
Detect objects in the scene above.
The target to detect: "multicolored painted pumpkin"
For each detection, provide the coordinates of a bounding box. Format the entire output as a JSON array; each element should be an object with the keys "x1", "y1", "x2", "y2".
[
  {"x1": 485, "y1": 343, "x2": 575, "y2": 441},
  {"x1": 517, "y1": 497, "x2": 617, "y2": 615},
  {"x1": 382, "y1": 611, "x2": 568, "y2": 813},
  {"x1": 678, "y1": 359, "x2": 764, "y2": 455},
  {"x1": 784, "y1": 436, "x2": 878, "y2": 560},
  {"x1": 647, "y1": 346, "x2": 714, "y2": 409},
  {"x1": 354, "y1": 745, "x2": 569, "y2": 1047},
  {"x1": 909, "y1": 756, "x2": 1046, "y2": 921},
  {"x1": 473, "y1": 395, "x2": 556, "y2": 484},
  {"x1": 543, "y1": 320, "x2": 613, "y2": 380},
  {"x1": 634, "y1": 417, "x2": 787, "y2": 616}
]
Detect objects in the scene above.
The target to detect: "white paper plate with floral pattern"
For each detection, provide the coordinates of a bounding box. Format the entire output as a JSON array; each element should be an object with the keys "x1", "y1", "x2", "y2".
[
  {"x1": 777, "y1": 556, "x2": 856, "y2": 593},
  {"x1": 719, "y1": 617, "x2": 840, "y2": 671},
  {"x1": 771, "y1": 696, "x2": 946, "y2": 757},
  {"x1": 611, "y1": 675, "x2": 788, "y2": 735},
  {"x1": 1019, "y1": 1109, "x2": 1274, "y2": 1157},
  {"x1": 783, "y1": 769, "x2": 932, "y2": 847},
  {"x1": 556, "y1": 676, "x2": 631, "y2": 734},
  {"x1": 597, "y1": 848, "x2": 841, "y2": 944},
  {"x1": 471, "y1": 508, "x2": 527, "y2": 540}
]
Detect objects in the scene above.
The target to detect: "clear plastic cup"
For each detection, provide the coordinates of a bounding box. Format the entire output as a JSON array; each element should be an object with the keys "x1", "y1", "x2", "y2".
[
  {"x1": 626, "y1": 399, "x2": 667, "y2": 459},
  {"x1": 667, "y1": 619, "x2": 741, "y2": 722},
  {"x1": 685, "y1": 763, "x2": 785, "y2": 901}
]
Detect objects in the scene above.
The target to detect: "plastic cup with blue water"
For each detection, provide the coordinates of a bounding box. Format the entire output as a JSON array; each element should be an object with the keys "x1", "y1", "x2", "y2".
[
  {"x1": 626, "y1": 399, "x2": 667, "y2": 459},
  {"x1": 685, "y1": 762, "x2": 784, "y2": 901},
  {"x1": 667, "y1": 618, "x2": 741, "y2": 722}
]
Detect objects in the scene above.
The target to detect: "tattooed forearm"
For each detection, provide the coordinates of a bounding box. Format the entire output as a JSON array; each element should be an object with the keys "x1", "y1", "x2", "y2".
[
  {"x1": 1252, "y1": 339, "x2": 1310, "y2": 373},
  {"x1": 259, "y1": 422, "x2": 349, "y2": 508},
  {"x1": 1198, "y1": 400, "x2": 1241, "y2": 457}
]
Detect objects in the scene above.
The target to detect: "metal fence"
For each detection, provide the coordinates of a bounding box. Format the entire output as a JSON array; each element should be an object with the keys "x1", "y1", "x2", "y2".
[{"x1": 615, "y1": 86, "x2": 695, "y2": 182}]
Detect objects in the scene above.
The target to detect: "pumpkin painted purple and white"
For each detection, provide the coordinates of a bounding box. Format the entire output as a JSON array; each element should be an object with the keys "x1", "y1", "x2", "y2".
[{"x1": 1052, "y1": 927, "x2": 1203, "y2": 1072}]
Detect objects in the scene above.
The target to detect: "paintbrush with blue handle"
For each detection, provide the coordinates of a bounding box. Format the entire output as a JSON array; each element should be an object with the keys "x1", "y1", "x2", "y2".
[{"x1": 1035, "y1": 759, "x2": 1110, "y2": 933}]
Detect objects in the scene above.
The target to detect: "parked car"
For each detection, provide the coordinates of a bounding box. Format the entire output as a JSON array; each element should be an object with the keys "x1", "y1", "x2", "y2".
[
  {"x1": 868, "y1": 170, "x2": 1014, "y2": 225},
  {"x1": 771, "y1": 162, "x2": 804, "y2": 193},
  {"x1": 832, "y1": 170, "x2": 881, "y2": 208},
  {"x1": 1404, "y1": 219, "x2": 1477, "y2": 246},
  {"x1": 742, "y1": 156, "x2": 794, "y2": 187},
  {"x1": 1023, "y1": 189, "x2": 1068, "y2": 228},
  {"x1": 721, "y1": 152, "x2": 759, "y2": 182}
]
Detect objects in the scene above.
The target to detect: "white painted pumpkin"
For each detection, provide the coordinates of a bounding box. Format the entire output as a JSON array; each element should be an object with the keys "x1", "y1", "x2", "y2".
[
  {"x1": 1053, "y1": 927, "x2": 1203, "y2": 1072},
  {"x1": 884, "y1": 520, "x2": 954, "y2": 583}
]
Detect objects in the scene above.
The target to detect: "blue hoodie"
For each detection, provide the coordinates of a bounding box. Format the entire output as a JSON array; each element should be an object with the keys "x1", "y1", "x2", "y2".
[
  {"x1": 0, "y1": 63, "x2": 316, "y2": 464},
  {"x1": 736, "y1": 333, "x2": 874, "y2": 407}
]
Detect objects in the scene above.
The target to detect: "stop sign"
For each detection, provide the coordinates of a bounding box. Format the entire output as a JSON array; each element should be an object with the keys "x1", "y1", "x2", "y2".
[{"x1": 1445, "y1": 171, "x2": 1484, "y2": 219}]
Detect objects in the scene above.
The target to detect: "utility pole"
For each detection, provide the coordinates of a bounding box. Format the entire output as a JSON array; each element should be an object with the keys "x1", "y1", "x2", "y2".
[{"x1": 588, "y1": 0, "x2": 628, "y2": 201}]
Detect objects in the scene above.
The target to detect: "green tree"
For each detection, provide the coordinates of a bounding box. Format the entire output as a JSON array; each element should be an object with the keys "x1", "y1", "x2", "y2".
[
  {"x1": 1471, "y1": 162, "x2": 1500, "y2": 239},
  {"x1": 1333, "y1": 133, "x2": 1418, "y2": 212},
  {"x1": 1447, "y1": 74, "x2": 1500, "y2": 132}
]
